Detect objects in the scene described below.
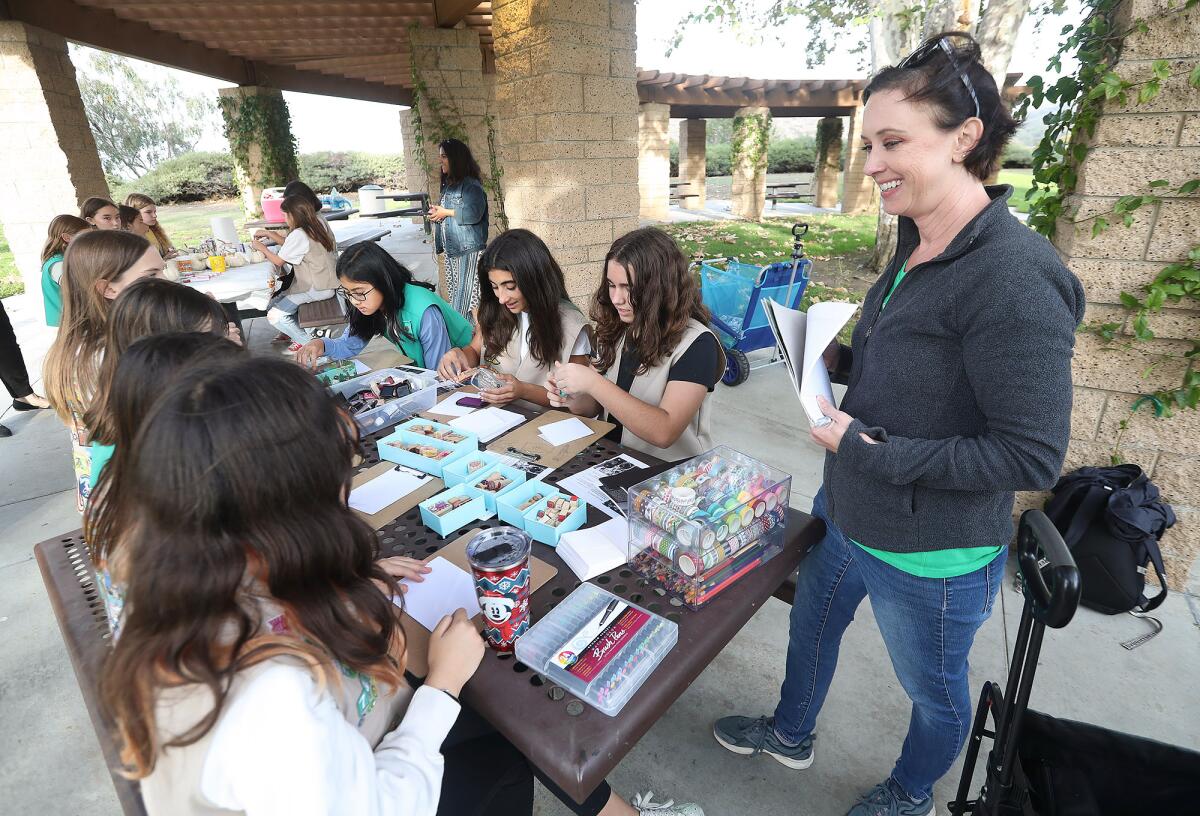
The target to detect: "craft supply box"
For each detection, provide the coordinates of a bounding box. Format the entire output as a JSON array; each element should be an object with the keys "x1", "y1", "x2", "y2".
[
  {"x1": 418, "y1": 483, "x2": 491, "y2": 537},
  {"x1": 329, "y1": 367, "x2": 440, "y2": 434},
  {"x1": 515, "y1": 583, "x2": 677, "y2": 717},
  {"x1": 522, "y1": 491, "x2": 587, "y2": 547},
  {"x1": 462, "y1": 464, "x2": 527, "y2": 513},
  {"x1": 625, "y1": 446, "x2": 790, "y2": 609},
  {"x1": 378, "y1": 429, "x2": 473, "y2": 477}
]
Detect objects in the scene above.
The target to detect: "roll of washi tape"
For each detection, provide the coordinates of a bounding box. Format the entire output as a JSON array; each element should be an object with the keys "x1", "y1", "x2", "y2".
[
  {"x1": 726, "y1": 510, "x2": 742, "y2": 534},
  {"x1": 715, "y1": 522, "x2": 729, "y2": 542},
  {"x1": 670, "y1": 486, "x2": 697, "y2": 512},
  {"x1": 739, "y1": 504, "x2": 755, "y2": 527},
  {"x1": 753, "y1": 498, "x2": 767, "y2": 518}
]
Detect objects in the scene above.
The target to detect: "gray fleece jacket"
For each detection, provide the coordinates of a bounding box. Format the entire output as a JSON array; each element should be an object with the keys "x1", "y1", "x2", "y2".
[{"x1": 824, "y1": 186, "x2": 1085, "y2": 553}]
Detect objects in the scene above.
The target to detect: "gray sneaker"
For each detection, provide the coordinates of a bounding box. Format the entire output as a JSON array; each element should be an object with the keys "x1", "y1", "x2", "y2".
[
  {"x1": 630, "y1": 791, "x2": 704, "y2": 816},
  {"x1": 845, "y1": 780, "x2": 935, "y2": 816},
  {"x1": 712, "y1": 715, "x2": 815, "y2": 769}
]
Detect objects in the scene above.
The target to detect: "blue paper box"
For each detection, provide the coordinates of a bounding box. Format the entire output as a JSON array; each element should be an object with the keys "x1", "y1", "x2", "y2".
[
  {"x1": 419, "y1": 483, "x2": 490, "y2": 537},
  {"x1": 523, "y1": 491, "x2": 587, "y2": 547},
  {"x1": 442, "y1": 450, "x2": 503, "y2": 487},
  {"x1": 378, "y1": 429, "x2": 471, "y2": 477},
  {"x1": 462, "y1": 464, "x2": 527, "y2": 514},
  {"x1": 496, "y1": 479, "x2": 553, "y2": 527},
  {"x1": 395, "y1": 417, "x2": 478, "y2": 451}
]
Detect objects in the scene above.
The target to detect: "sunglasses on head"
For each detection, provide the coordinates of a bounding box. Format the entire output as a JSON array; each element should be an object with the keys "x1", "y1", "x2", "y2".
[{"x1": 898, "y1": 36, "x2": 981, "y2": 120}]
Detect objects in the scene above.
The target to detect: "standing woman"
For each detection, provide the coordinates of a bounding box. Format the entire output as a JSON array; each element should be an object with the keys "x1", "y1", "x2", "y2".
[
  {"x1": 429, "y1": 138, "x2": 488, "y2": 320},
  {"x1": 712, "y1": 33, "x2": 1084, "y2": 816},
  {"x1": 547, "y1": 227, "x2": 725, "y2": 461},
  {"x1": 43, "y1": 230, "x2": 163, "y2": 509},
  {"x1": 124, "y1": 193, "x2": 176, "y2": 257},
  {"x1": 0, "y1": 298, "x2": 51, "y2": 438},
  {"x1": 436, "y1": 229, "x2": 591, "y2": 407},
  {"x1": 81, "y1": 197, "x2": 122, "y2": 230},
  {"x1": 297, "y1": 241, "x2": 473, "y2": 370},
  {"x1": 252, "y1": 194, "x2": 338, "y2": 353}
]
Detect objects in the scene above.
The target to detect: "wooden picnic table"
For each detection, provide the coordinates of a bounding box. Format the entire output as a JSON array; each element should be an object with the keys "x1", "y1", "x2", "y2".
[
  {"x1": 765, "y1": 182, "x2": 812, "y2": 207},
  {"x1": 670, "y1": 180, "x2": 700, "y2": 201},
  {"x1": 35, "y1": 396, "x2": 821, "y2": 811}
]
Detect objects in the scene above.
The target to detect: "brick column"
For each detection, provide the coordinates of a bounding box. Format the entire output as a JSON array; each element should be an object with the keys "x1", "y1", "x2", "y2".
[
  {"x1": 730, "y1": 105, "x2": 769, "y2": 221},
  {"x1": 492, "y1": 0, "x2": 640, "y2": 306},
  {"x1": 678, "y1": 118, "x2": 707, "y2": 210},
  {"x1": 813, "y1": 116, "x2": 843, "y2": 209},
  {"x1": 0, "y1": 21, "x2": 109, "y2": 295},
  {"x1": 1049, "y1": 0, "x2": 1200, "y2": 591},
  {"x1": 637, "y1": 102, "x2": 670, "y2": 220},
  {"x1": 841, "y1": 104, "x2": 878, "y2": 215},
  {"x1": 399, "y1": 108, "x2": 423, "y2": 194}
]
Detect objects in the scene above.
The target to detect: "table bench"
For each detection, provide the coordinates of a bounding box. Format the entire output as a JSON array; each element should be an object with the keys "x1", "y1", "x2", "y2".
[
  {"x1": 243, "y1": 207, "x2": 359, "y2": 230},
  {"x1": 670, "y1": 180, "x2": 700, "y2": 204},
  {"x1": 766, "y1": 182, "x2": 812, "y2": 207},
  {"x1": 36, "y1": 408, "x2": 820, "y2": 810}
]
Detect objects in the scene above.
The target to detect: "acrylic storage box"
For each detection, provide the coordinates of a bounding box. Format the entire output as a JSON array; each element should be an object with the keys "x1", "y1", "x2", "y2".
[
  {"x1": 625, "y1": 445, "x2": 790, "y2": 609},
  {"x1": 462, "y1": 465, "x2": 527, "y2": 513},
  {"x1": 395, "y1": 417, "x2": 479, "y2": 451},
  {"x1": 377, "y1": 429, "x2": 472, "y2": 477},
  {"x1": 523, "y1": 491, "x2": 587, "y2": 547},
  {"x1": 419, "y1": 483, "x2": 491, "y2": 537},
  {"x1": 514, "y1": 582, "x2": 677, "y2": 717},
  {"x1": 496, "y1": 479, "x2": 554, "y2": 527},
  {"x1": 329, "y1": 367, "x2": 440, "y2": 434},
  {"x1": 442, "y1": 450, "x2": 503, "y2": 487}
]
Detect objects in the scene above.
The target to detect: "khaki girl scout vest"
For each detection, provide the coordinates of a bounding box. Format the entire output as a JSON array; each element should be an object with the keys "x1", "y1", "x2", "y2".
[
  {"x1": 286, "y1": 224, "x2": 338, "y2": 294},
  {"x1": 487, "y1": 301, "x2": 590, "y2": 388},
  {"x1": 603, "y1": 319, "x2": 725, "y2": 461}
]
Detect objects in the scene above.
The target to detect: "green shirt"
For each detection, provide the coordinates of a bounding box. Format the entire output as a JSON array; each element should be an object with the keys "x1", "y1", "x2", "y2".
[
  {"x1": 90, "y1": 442, "x2": 115, "y2": 486},
  {"x1": 851, "y1": 260, "x2": 1003, "y2": 578},
  {"x1": 395, "y1": 284, "x2": 473, "y2": 368},
  {"x1": 41, "y1": 254, "x2": 64, "y2": 327}
]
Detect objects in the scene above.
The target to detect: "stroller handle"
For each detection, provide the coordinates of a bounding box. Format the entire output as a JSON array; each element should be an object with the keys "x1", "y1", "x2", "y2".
[{"x1": 1017, "y1": 509, "x2": 1081, "y2": 630}]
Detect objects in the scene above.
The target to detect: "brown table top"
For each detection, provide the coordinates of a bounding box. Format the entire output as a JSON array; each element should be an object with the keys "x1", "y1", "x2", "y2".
[{"x1": 35, "y1": 399, "x2": 819, "y2": 810}]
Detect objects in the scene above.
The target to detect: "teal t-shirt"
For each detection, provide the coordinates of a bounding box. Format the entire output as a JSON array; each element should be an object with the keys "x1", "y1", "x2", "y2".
[
  {"x1": 90, "y1": 443, "x2": 115, "y2": 486},
  {"x1": 41, "y1": 254, "x2": 64, "y2": 327},
  {"x1": 851, "y1": 260, "x2": 1003, "y2": 578}
]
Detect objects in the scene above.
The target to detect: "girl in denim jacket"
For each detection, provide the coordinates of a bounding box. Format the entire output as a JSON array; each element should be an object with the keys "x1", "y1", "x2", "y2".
[{"x1": 429, "y1": 138, "x2": 488, "y2": 320}]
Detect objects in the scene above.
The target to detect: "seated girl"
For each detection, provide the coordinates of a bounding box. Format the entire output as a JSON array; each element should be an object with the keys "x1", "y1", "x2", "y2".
[
  {"x1": 252, "y1": 180, "x2": 324, "y2": 248},
  {"x1": 40, "y1": 214, "x2": 91, "y2": 327},
  {"x1": 80, "y1": 196, "x2": 121, "y2": 230},
  {"x1": 297, "y1": 241, "x2": 473, "y2": 370},
  {"x1": 96, "y1": 356, "x2": 485, "y2": 815},
  {"x1": 118, "y1": 205, "x2": 150, "y2": 238},
  {"x1": 252, "y1": 194, "x2": 338, "y2": 353},
  {"x1": 124, "y1": 193, "x2": 176, "y2": 257},
  {"x1": 436, "y1": 229, "x2": 591, "y2": 406},
  {"x1": 548, "y1": 227, "x2": 725, "y2": 461}
]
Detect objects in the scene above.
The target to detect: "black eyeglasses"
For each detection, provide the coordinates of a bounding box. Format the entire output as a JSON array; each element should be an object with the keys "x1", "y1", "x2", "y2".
[
  {"x1": 899, "y1": 36, "x2": 981, "y2": 120},
  {"x1": 336, "y1": 285, "x2": 375, "y2": 303}
]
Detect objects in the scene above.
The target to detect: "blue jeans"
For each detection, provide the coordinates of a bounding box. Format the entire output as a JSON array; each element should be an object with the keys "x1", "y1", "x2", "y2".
[
  {"x1": 773, "y1": 488, "x2": 1004, "y2": 802},
  {"x1": 267, "y1": 289, "x2": 335, "y2": 346}
]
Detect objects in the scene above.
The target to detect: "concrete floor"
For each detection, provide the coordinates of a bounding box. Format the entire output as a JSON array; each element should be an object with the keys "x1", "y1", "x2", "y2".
[{"x1": 1, "y1": 222, "x2": 1198, "y2": 815}]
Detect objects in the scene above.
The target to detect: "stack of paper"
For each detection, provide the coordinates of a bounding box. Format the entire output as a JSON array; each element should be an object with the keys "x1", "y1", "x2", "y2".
[
  {"x1": 557, "y1": 518, "x2": 630, "y2": 581},
  {"x1": 761, "y1": 298, "x2": 859, "y2": 426},
  {"x1": 426, "y1": 396, "x2": 478, "y2": 418},
  {"x1": 348, "y1": 466, "x2": 429, "y2": 514},
  {"x1": 393, "y1": 557, "x2": 481, "y2": 630},
  {"x1": 538, "y1": 417, "x2": 594, "y2": 446},
  {"x1": 448, "y1": 406, "x2": 526, "y2": 442}
]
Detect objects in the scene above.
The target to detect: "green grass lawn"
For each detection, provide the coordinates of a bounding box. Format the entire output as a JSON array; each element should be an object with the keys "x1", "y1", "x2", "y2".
[
  {"x1": 999, "y1": 168, "x2": 1036, "y2": 214},
  {"x1": 155, "y1": 199, "x2": 246, "y2": 249},
  {"x1": 0, "y1": 225, "x2": 22, "y2": 299}
]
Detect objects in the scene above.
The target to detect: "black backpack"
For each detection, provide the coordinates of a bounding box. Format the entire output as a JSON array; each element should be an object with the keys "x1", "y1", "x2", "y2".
[{"x1": 1043, "y1": 465, "x2": 1174, "y2": 616}]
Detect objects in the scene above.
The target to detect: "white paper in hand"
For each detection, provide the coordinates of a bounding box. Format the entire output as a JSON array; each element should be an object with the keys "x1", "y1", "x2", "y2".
[
  {"x1": 763, "y1": 299, "x2": 859, "y2": 426},
  {"x1": 348, "y1": 467, "x2": 427, "y2": 514},
  {"x1": 449, "y1": 406, "x2": 526, "y2": 442},
  {"x1": 537, "y1": 417, "x2": 594, "y2": 446},
  {"x1": 393, "y1": 557, "x2": 481, "y2": 631}
]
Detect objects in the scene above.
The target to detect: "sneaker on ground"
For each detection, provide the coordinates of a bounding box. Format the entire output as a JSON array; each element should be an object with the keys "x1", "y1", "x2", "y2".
[
  {"x1": 272, "y1": 332, "x2": 291, "y2": 343},
  {"x1": 845, "y1": 780, "x2": 935, "y2": 816},
  {"x1": 282, "y1": 342, "x2": 304, "y2": 355},
  {"x1": 712, "y1": 715, "x2": 815, "y2": 769},
  {"x1": 630, "y1": 791, "x2": 704, "y2": 816}
]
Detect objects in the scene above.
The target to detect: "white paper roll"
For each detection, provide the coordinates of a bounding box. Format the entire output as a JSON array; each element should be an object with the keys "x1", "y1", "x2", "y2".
[{"x1": 211, "y1": 216, "x2": 238, "y2": 245}]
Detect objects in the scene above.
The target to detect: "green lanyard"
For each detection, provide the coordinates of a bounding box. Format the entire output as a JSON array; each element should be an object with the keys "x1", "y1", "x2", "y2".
[{"x1": 881, "y1": 260, "x2": 909, "y2": 310}]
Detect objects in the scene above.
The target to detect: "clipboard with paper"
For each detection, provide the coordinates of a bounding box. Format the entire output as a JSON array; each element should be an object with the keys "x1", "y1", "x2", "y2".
[{"x1": 761, "y1": 298, "x2": 860, "y2": 427}]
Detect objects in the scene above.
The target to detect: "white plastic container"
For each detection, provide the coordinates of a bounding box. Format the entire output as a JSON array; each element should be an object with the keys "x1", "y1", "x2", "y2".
[
  {"x1": 359, "y1": 184, "x2": 386, "y2": 215},
  {"x1": 328, "y1": 367, "x2": 440, "y2": 434},
  {"x1": 515, "y1": 583, "x2": 677, "y2": 717}
]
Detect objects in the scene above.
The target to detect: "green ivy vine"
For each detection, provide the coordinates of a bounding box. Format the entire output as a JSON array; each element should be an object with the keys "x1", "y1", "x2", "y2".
[
  {"x1": 814, "y1": 116, "x2": 844, "y2": 174},
  {"x1": 217, "y1": 89, "x2": 298, "y2": 212},
  {"x1": 408, "y1": 40, "x2": 508, "y2": 230},
  {"x1": 731, "y1": 112, "x2": 772, "y2": 185},
  {"x1": 1018, "y1": 0, "x2": 1200, "y2": 421}
]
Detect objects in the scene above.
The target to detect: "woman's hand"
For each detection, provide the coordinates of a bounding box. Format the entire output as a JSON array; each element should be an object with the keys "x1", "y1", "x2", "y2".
[
  {"x1": 822, "y1": 339, "x2": 842, "y2": 372},
  {"x1": 437, "y1": 348, "x2": 472, "y2": 381},
  {"x1": 480, "y1": 373, "x2": 518, "y2": 406},
  {"x1": 550, "y1": 362, "x2": 599, "y2": 401},
  {"x1": 810, "y1": 395, "x2": 878, "y2": 453},
  {"x1": 253, "y1": 229, "x2": 271, "y2": 241},
  {"x1": 377, "y1": 556, "x2": 432, "y2": 589},
  {"x1": 295, "y1": 338, "x2": 325, "y2": 369},
  {"x1": 428, "y1": 205, "x2": 452, "y2": 223},
  {"x1": 426, "y1": 608, "x2": 485, "y2": 697}
]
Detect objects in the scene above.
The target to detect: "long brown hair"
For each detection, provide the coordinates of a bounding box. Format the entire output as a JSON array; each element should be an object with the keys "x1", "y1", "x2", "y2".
[
  {"x1": 477, "y1": 229, "x2": 573, "y2": 368},
  {"x1": 41, "y1": 215, "x2": 91, "y2": 263},
  {"x1": 281, "y1": 194, "x2": 334, "y2": 252},
  {"x1": 83, "y1": 277, "x2": 229, "y2": 443},
  {"x1": 124, "y1": 193, "x2": 173, "y2": 252},
  {"x1": 43, "y1": 230, "x2": 152, "y2": 423},
  {"x1": 80, "y1": 196, "x2": 118, "y2": 221},
  {"x1": 591, "y1": 227, "x2": 710, "y2": 375},
  {"x1": 85, "y1": 332, "x2": 246, "y2": 567},
  {"x1": 99, "y1": 357, "x2": 405, "y2": 777}
]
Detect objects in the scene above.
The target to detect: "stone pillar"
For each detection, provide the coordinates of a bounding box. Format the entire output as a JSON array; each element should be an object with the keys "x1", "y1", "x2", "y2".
[
  {"x1": 399, "y1": 108, "x2": 423, "y2": 194},
  {"x1": 0, "y1": 21, "x2": 109, "y2": 295},
  {"x1": 637, "y1": 102, "x2": 670, "y2": 221},
  {"x1": 730, "y1": 105, "x2": 769, "y2": 221},
  {"x1": 678, "y1": 118, "x2": 706, "y2": 210},
  {"x1": 1050, "y1": 0, "x2": 1200, "y2": 592},
  {"x1": 813, "y1": 116, "x2": 843, "y2": 209},
  {"x1": 841, "y1": 104, "x2": 878, "y2": 215},
  {"x1": 492, "y1": 0, "x2": 641, "y2": 306},
  {"x1": 217, "y1": 86, "x2": 298, "y2": 219}
]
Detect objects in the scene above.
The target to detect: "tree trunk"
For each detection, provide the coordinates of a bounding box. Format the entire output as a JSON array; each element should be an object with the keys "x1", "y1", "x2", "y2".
[
  {"x1": 923, "y1": 0, "x2": 978, "y2": 38},
  {"x1": 975, "y1": 0, "x2": 1032, "y2": 95}
]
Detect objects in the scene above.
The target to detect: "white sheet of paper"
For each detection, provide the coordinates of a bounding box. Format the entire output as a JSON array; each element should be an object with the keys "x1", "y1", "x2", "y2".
[
  {"x1": 426, "y1": 396, "x2": 479, "y2": 418},
  {"x1": 537, "y1": 417, "x2": 594, "y2": 446},
  {"x1": 393, "y1": 557, "x2": 481, "y2": 631},
  {"x1": 352, "y1": 359, "x2": 370, "y2": 375},
  {"x1": 557, "y1": 517, "x2": 630, "y2": 581},
  {"x1": 763, "y1": 299, "x2": 859, "y2": 426},
  {"x1": 449, "y1": 406, "x2": 526, "y2": 442},
  {"x1": 348, "y1": 467, "x2": 428, "y2": 514}
]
